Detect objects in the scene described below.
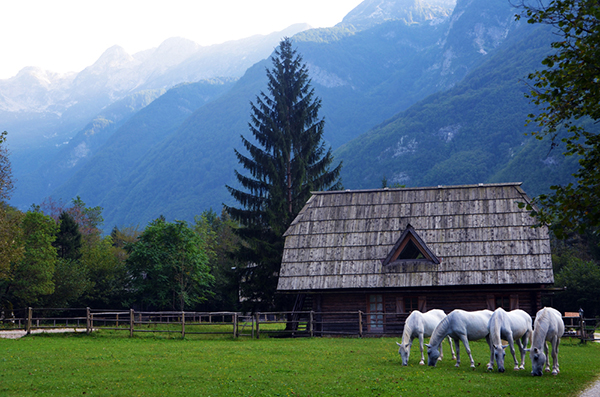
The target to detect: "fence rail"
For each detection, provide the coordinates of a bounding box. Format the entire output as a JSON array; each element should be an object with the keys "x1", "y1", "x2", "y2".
[{"x1": 0, "y1": 307, "x2": 597, "y2": 341}]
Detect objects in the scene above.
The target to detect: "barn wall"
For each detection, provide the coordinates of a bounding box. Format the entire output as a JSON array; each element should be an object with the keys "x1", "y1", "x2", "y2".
[{"x1": 316, "y1": 288, "x2": 543, "y2": 335}]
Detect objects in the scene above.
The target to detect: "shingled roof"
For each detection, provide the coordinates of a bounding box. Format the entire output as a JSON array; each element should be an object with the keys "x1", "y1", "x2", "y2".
[{"x1": 277, "y1": 183, "x2": 553, "y2": 292}]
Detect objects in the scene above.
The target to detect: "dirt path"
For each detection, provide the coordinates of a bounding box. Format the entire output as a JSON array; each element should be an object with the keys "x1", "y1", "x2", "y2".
[
  {"x1": 578, "y1": 333, "x2": 600, "y2": 397},
  {"x1": 0, "y1": 328, "x2": 89, "y2": 339}
]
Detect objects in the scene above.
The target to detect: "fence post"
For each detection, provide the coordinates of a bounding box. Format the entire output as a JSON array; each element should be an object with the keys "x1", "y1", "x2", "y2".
[
  {"x1": 181, "y1": 311, "x2": 185, "y2": 339},
  {"x1": 255, "y1": 312, "x2": 260, "y2": 339},
  {"x1": 86, "y1": 307, "x2": 91, "y2": 334},
  {"x1": 579, "y1": 309, "x2": 586, "y2": 344},
  {"x1": 233, "y1": 313, "x2": 238, "y2": 338},
  {"x1": 130, "y1": 309, "x2": 134, "y2": 338},
  {"x1": 358, "y1": 310, "x2": 363, "y2": 338},
  {"x1": 310, "y1": 311, "x2": 314, "y2": 338},
  {"x1": 27, "y1": 307, "x2": 32, "y2": 335}
]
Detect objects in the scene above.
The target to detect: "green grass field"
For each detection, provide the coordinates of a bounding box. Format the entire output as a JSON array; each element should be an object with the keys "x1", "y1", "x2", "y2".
[{"x1": 1, "y1": 332, "x2": 599, "y2": 396}]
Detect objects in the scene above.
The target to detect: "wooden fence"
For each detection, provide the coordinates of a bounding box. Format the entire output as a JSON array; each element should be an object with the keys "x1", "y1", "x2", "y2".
[{"x1": 0, "y1": 307, "x2": 598, "y2": 341}]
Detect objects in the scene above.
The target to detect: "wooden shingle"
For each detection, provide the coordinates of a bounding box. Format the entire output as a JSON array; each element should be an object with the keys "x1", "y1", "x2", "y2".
[{"x1": 277, "y1": 183, "x2": 553, "y2": 292}]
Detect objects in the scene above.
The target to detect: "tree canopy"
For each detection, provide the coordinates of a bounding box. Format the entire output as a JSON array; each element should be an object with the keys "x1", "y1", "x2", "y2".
[
  {"x1": 0, "y1": 211, "x2": 58, "y2": 308},
  {"x1": 226, "y1": 37, "x2": 342, "y2": 310},
  {"x1": 126, "y1": 218, "x2": 214, "y2": 311},
  {"x1": 518, "y1": 0, "x2": 600, "y2": 237}
]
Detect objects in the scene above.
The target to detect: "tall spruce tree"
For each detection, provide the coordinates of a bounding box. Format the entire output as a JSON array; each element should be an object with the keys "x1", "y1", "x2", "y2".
[
  {"x1": 53, "y1": 211, "x2": 83, "y2": 261},
  {"x1": 226, "y1": 38, "x2": 342, "y2": 310}
]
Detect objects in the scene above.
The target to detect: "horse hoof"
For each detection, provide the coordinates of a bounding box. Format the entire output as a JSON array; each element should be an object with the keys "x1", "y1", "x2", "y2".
[
  {"x1": 513, "y1": 366, "x2": 520, "y2": 371},
  {"x1": 519, "y1": 365, "x2": 525, "y2": 370},
  {"x1": 419, "y1": 361, "x2": 424, "y2": 365},
  {"x1": 437, "y1": 357, "x2": 443, "y2": 361},
  {"x1": 486, "y1": 364, "x2": 493, "y2": 371},
  {"x1": 552, "y1": 370, "x2": 559, "y2": 376},
  {"x1": 455, "y1": 363, "x2": 460, "y2": 367}
]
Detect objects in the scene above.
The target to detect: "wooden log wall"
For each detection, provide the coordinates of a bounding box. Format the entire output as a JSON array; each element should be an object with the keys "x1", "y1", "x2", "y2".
[{"x1": 317, "y1": 287, "x2": 543, "y2": 334}]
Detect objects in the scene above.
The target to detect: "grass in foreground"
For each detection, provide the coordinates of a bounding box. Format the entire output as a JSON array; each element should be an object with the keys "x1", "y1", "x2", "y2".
[{"x1": 1, "y1": 332, "x2": 599, "y2": 396}]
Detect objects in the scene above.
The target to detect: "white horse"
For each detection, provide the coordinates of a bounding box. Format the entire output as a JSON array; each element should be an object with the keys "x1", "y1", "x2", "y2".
[
  {"x1": 528, "y1": 307, "x2": 564, "y2": 376},
  {"x1": 426, "y1": 309, "x2": 493, "y2": 368},
  {"x1": 396, "y1": 309, "x2": 456, "y2": 365},
  {"x1": 486, "y1": 308, "x2": 532, "y2": 372}
]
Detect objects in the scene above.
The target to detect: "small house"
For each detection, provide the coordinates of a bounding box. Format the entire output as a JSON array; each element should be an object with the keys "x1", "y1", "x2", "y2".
[{"x1": 276, "y1": 183, "x2": 554, "y2": 334}]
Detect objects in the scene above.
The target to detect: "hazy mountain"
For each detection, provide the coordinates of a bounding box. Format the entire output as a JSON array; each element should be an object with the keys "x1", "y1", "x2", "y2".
[
  {"x1": 13, "y1": 78, "x2": 233, "y2": 209},
  {"x1": 48, "y1": 79, "x2": 234, "y2": 210},
  {"x1": 11, "y1": 89, "x2": 165, "y2": 207},
  {"x1": 42, "y1": 0, "x2": 549, "y2": 231},
  {"x1": 1, "y1": 23, "x2": 310, "y2": 186},
  {"x1": 339, "y1": 0, "x2": 454, "y2": 30},
  {"x1": 7, "y1": 0, "x2": 576, "y2": 234}
]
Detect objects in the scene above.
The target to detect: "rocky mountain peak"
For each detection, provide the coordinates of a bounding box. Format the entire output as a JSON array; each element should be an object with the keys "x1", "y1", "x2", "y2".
[
  {"x1": 340, "y1": 0, "x2": 455, "y2": 30},
  {"x1": 82, "y1": 45, "x2": 136, "y2": 75}
]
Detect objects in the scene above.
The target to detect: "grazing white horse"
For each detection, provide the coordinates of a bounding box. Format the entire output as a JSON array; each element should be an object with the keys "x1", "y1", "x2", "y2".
[
  {"x1": 396, "y1": 309, "x2": 456, "y2": 365},
  {"x1": 486, "y1": 308, "x2": 532, "y2": 372},
  {"x1": 426, "y1": 309, "x2": 493, "y2": 368},
  {"x1": 528, "y1": 307, "x2": 564, "y2": 376}
]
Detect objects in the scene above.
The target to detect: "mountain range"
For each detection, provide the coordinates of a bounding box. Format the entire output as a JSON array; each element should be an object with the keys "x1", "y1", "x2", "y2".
[{"x1": 1, "y1": 0, "x2": 584, "y2": 232}]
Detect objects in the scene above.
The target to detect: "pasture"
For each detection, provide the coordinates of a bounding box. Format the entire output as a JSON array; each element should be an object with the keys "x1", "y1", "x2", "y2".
[{"x1": 1, "y1": 332, "x2": 599, "y2": 396}]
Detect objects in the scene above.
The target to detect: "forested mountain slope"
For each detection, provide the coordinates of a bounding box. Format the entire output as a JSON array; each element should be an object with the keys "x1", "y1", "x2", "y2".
[
  {"x1": 11, "y1": 89, "x2": 166, "y2": 206},
  {"x1": 335, "y1": 23, "x2": 582, "y2": 195},
  {"x1": 49, "y1": 79, "x2": 234, "y2": 208}
]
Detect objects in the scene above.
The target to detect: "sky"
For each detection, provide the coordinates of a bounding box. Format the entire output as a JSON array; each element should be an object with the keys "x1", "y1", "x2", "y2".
[{"x1": 1, "y1": 0, "x2": 364, "y2": 80}]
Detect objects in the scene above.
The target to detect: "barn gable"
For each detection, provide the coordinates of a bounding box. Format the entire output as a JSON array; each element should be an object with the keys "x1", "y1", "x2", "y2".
[
  {"x1": 277, "y1": 183, "x2": 553, "y2": 293},
  {"x1": 382, "y1": 224, "x2": 440, "y2": 266}
]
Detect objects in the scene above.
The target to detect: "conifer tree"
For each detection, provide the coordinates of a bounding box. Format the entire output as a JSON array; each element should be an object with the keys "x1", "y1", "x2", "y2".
[
  {"x1": 226, "y1": 38, "x2": 342, "y2": 310},
  {"x1": 53, "y1": 211, "x2": 83, "y2": 261}
]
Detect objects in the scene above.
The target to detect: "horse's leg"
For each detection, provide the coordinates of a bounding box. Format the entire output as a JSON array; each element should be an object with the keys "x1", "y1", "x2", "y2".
[
  {"x1": 460, "y1": 335, "x2": 476, "y2": 368},
  {"x1": 551, "y1": 337, "x2": 560, "y2": 375},
  {"x1": 486, "y1": 336, "x2": 494, "y2": 371},
  {"x1": 449, "y1": 337, "x2": 456, "y2": 360},
  {"x1": 418, "y1": 333, "x2": 425, "y2": 365},
  {"x1": 520, "y1": 330, "x2": 531, "y2": 370},
  {"x1": 439, "y1": 336, "x2": 444, "y2": 361},
  {"x1": 506, "y1": 333, "x2": 519, "y2": 371},
  {"x1": 515, "y1": 339, "x2": 524, "y2": 370},
  {"x1": 543, "y1": 341, "x2": 551, "y2": 372},
  {"x1": 454, "y1": 337, "x2": 461, "y2": 367},
  {"x1": 517, "y1": 334, "x2": 528, "y2": 370}
]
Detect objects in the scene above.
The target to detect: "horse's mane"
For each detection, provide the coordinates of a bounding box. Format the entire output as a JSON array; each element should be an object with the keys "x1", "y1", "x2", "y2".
[
  {"x1": 402, "y1": 311, "x2": 419, "y2": 343},
  {"x1": 489, "y1": 309, "x2": 505, "y2": 345},
  {"x1": 429, "y1": 315, "x2": 449, "y2": 347},
  {"x1": 532, "y1": 308, "x2": 552, "y2": 348}
]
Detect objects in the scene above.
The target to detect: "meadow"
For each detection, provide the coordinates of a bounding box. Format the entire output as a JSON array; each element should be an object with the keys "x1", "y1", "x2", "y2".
[{"x1": 1, "y1": 331, "x2": 599, "y2": 397}]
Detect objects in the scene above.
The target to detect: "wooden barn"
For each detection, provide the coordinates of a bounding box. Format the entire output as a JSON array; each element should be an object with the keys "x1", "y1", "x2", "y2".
[{"x1": 276, "y1": 183, "x2": 554, "y2": 335}]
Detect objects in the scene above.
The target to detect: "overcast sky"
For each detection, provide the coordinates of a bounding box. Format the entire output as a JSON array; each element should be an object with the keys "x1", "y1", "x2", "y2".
[{"x1": 1, "y1": 0, "x2": 364, "y2": 79}]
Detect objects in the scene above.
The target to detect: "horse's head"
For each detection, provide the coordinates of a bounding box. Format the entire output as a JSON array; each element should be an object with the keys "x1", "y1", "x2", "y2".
[
  {"x1": 530, "y1": 347, "x2": 546, "y2": 376},
  {"x1": 492, "y1": 344, "x2": 508, "y2": 373},
  {"x1": 397, "y1": 342, "x2": 411, "y2": 366},
  {"x1": 426, "y1": 343, "x2": 439, "y2": 366}
]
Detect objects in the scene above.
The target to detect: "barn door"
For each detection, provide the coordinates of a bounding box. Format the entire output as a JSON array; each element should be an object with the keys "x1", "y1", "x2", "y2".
[{"x1": 368, "y1": 294, "x2": 384, "y2": 332}]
